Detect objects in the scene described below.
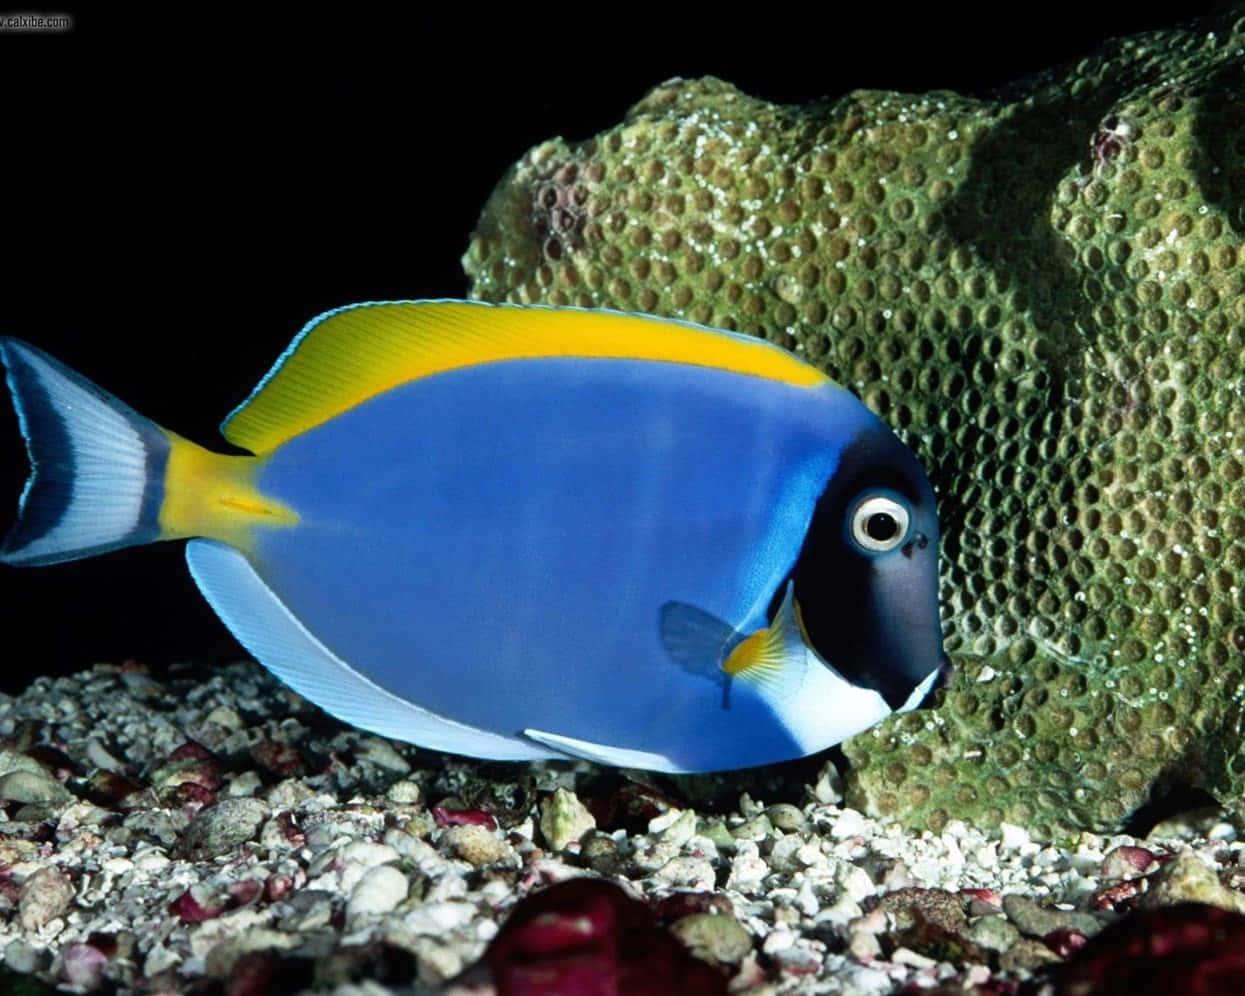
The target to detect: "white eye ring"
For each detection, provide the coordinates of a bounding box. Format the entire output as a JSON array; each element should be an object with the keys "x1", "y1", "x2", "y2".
[{"x1": 849, "y1": 493, "x2": 912, "y2": 554}]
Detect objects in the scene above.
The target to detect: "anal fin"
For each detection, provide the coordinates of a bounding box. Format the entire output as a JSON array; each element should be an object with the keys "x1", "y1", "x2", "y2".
[
  {"x1": 186, "y1": 540, "x2": 564, "y2": 762},
  {"x1": 522, "y1": 728, "x2": 682, "y2": 772}
]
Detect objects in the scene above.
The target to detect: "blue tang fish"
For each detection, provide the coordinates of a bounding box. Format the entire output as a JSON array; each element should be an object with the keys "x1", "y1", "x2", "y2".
[{"x1": 0, "y1": 301, "x2": 945, "y2": 771}]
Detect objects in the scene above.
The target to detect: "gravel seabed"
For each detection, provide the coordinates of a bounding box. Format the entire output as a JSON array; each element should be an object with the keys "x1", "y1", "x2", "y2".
[{"x1": 1, "y1": 660, "x2": 1241, "y2": 994}]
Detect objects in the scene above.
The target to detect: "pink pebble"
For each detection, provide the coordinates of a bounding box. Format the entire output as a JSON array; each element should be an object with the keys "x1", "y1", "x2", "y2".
[
  {"x1": 433, "y1": 806, "x2": 498, "y2": 830},
  {"x1": 61, "y1": 942, "x2": 108, "y2": 988}
]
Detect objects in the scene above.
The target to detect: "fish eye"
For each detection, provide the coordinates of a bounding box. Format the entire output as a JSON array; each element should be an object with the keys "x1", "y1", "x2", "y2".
[{"x1": 848, "y1": 492, "x2": 912, "y2": 554}]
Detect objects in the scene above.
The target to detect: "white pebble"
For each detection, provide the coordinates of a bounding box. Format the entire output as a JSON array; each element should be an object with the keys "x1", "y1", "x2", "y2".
[
  {"x1": 892, "y1": 946, "x2": 938, "y2": 969},
  {"x1": 403, "y1": 900, "x2": 477, "y2": 936},
  {"x1": 358, "y1": 737, "x2": 411, "y2": 773},
  {"x1": 727, "y1": 841, "x2": 769, "y2": 890},
  {"x1": 385, "y1": 780, "x2": 422, "y2": 805},
  {"x1": 101, "y1": 856, "x2": 133, "y2": 875},
  {"x1": 132, "y1": 849, "x2": 170, "y2": 873},
  {"x1": 85, "y1": 738, "x2": 128, "y2": 773},
  {"x1": 762, "y1": 927, "x2": 795, "y2": 954},
  {"x1": 143, "y1": 943, "x2": 180, "y2": 978},
  {"x1": 658, "y1": 809, "x2": 697, "y2": 848},
  {"x1": 346, "y1": 864, "x2": 410, "y2": 922},
  {"x1": 795, "y1": 879, "x2": 820, "y2": 916},
  {"x1": 647, "y1": 807, "x2": 685, "y2": 834},
  {"x1": 225, "y1": 771, "x2": 263, "y2": 797},
  {"x1": 655, "y1": 856, "x2": 715, "y2": 889},
  {"x1": 835, "y1": 862, "x2": 878, "y2": 904},
  {"x1": 204, "y1": 705, "x2": 244, "y2": 730},
  {"x1": 769, "y1": 835, "x2": 805, "y2": 872},
  {"x1": 773, "y1": 944, "x2": 822, "y2": 975},
  {"x1": 1000, "y1": 822, "x2": 1034, "y2": 851},
  {"x1": 829, "y1": 809, "x2": 866, "y2": 840},
  {"x1": 338, "y1": 840, "x2": 400, "y2": 869}
]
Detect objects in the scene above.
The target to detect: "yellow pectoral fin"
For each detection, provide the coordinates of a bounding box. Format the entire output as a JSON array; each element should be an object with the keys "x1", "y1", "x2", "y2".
[
  {"x1": 722, "y1": 624, "x2": 807, "y2": 702},
  {"x1": 158, "y1": 431, "x2": 298, "y2": 551}
]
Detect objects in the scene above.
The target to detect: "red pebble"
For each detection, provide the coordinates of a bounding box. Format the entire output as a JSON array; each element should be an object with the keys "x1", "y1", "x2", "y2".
[
  {"x1": 169, "y1": 886, "x2": 223, "y2": 923},
  {"x1": 1044, "y1": 927, "x2": 1089, "y2": 958},
  {"x1": 271, "y1": 811, "x2": 306, "y2": 847},
  {"x1": 1102, "y1": 844, "x2": 1156, "y2": 878},
  {"x1": 61, "y1": 941, "x2": 109, "y2": 989},
  {"x1": 168, "y1": 741, "x2": 215, "y2": 762},
  {"x1": 479, "y1": 878, "x2": 726, "y2": 995},
  {"x1": 1050, "y1": 903, "x2": 1245, "y2": 995},
  {"x1": 172, "y1": 781, "x2": 217, "y2": 814},
  {"x1": 433, "y1": 806, "x2": 498, "y2": 830},
  {"x1": 225, "y1": 950, "x2": 278, "y2": 996},
  {"x1": 586, "y1": 782, "x2": 677, "y2": 834},
  {"x1": 960, "y1": 888, "x2": 1003, "y2": 910},
  {"x1": 0, "y1": 876, "x2": 20, "y2": 907},
  {"x1": 1092, "y1": 880, "x2": 1140, "y2": 912},
  {"x1": 264, "y1": 874, "x2": 294, "y2": 903},
  {"x1": 652, "y1": 891, "x2": 734, "y2": 921},
  {"x1": 250, "y1": 740, "x2": 305, "y2": 777},
  {"x1": 228, "y1": 880, "x2": 263, "y2": 906}
]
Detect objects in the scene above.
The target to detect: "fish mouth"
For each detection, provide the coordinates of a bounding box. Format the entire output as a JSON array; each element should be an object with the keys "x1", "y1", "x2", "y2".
[{"x1": 914, "y1": 651, "x2": 954, "y2": 708}]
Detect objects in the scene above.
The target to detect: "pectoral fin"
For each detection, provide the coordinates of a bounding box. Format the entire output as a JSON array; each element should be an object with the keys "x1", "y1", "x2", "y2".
[
  {"x1": 722, "y1": 582, "x2": 809, "y2": 702},
  {"x1": 659, "y1": 599, "x2": 742, "y2": 707}
]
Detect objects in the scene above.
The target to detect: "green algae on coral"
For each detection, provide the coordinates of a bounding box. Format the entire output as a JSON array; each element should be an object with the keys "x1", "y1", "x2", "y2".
[{"x1": 463, "y1": 8, "x2": 1245, "y2": 840}]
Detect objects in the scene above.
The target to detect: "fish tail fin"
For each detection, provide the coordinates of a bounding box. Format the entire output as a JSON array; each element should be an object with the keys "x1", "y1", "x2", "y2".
[
  {"x1": 0, "y1": 338, "x2": 169, "y2": 566},
  {"x1": 0, "y1": 338, "x2": 296, "y2": 567}
]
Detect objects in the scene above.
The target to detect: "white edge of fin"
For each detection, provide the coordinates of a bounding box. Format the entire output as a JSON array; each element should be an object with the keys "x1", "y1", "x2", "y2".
[
  {"x1": 185, "y1": 539, "x2": 567, "y2": 762},
  {"x1": 898, "y1": 665, "x2": 942, "y2": 714},
  {"x1": 522, "y1": 728, "x2": 681, "y2": 772}
]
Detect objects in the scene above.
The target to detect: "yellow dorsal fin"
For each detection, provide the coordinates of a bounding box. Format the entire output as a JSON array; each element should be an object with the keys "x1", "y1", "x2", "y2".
[{"x1": 223, "y1": 300, "x2": 828, "y2": 454}]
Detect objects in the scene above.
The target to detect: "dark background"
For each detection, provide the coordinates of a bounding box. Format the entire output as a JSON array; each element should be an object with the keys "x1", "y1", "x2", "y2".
[{"x1": 0, "y1": 6, "x2": 1226, "y2": 691}]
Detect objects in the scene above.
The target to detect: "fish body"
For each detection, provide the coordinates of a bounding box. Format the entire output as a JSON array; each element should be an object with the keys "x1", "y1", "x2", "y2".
[{"x1": 0, "y1": 301, "x2": 944, "y2": 771}]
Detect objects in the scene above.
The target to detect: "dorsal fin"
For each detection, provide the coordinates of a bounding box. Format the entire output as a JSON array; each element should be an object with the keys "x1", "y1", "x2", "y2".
[{"x1": 222, "y1": 300, "x2": 827, "y2": 454}]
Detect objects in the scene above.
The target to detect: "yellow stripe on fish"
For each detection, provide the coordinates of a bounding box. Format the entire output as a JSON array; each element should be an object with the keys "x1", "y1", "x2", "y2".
[{"x1": 223, "y1": 300, "x2": 830, "y2": 455}]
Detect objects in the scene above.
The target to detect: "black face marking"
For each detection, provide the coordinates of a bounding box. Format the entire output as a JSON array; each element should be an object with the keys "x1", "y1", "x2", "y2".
[{"x1": 777, "y1": 428, "x2": 938, "y2": 710}]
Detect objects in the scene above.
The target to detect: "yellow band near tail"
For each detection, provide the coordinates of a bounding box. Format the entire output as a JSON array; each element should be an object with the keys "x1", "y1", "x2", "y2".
[{"x1": 158, "y1": 431, "x2": 298, "y2": 550}]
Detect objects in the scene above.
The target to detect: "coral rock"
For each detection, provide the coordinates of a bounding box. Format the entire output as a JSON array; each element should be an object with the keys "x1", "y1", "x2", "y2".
[{"x1": 465, "y1": 8, "x2": 1245, "y2": 839}]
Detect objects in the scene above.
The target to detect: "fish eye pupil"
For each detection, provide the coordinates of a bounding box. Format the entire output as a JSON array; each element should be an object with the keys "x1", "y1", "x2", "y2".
[
  {"x1": 866, "y1": 512, "x2": 897, "y2": 541},
  {"x1": 849, "y1": 493, "x2": 912, "y2": 554}
]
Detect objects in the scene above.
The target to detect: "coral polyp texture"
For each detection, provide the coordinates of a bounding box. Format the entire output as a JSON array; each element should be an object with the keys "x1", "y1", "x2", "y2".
[{"x1": 463, "y1": 8, "x2": 1245, "y2": 840}]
